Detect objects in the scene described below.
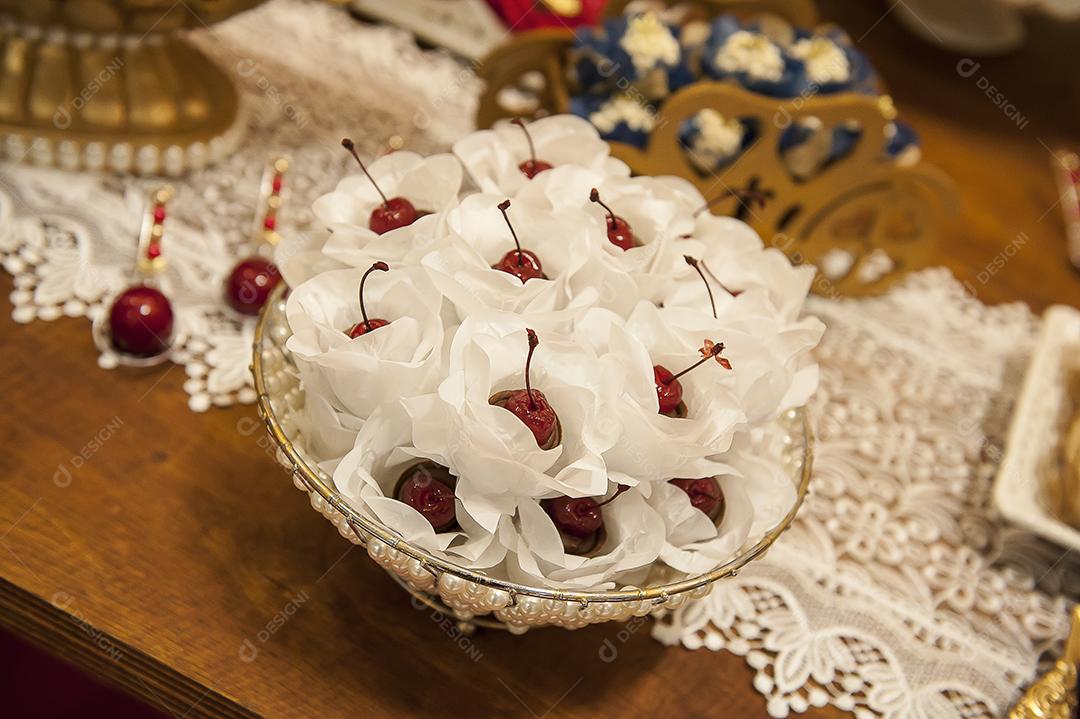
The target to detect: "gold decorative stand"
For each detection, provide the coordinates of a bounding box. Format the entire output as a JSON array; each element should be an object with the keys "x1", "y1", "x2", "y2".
[
  {"x1": 1010, "y1": 605, "x2": 1080, "y2": 719},
  {"x1": 609, "y1": 85, "x2": 954, "y2": 297},
  {"x1": 0, "y1": 0, "x2": 264, "y2": 175},
  {"x1": 475, "y1": 0, "x2": 956, "y2": 296}
]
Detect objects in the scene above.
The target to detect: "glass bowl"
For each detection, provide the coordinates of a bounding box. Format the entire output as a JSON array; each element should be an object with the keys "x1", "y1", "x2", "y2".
[{"x1": 251, "y1": 286, "x2": 813, "y2": 632}]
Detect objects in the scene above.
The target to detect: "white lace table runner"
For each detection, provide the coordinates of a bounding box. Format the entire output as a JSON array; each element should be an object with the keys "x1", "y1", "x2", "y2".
[
  {"x1": 0, "y1": 2, "x2": 1073, "y2": 716},
  {"x1": 0, "y1": 0, "x2": 477, "y2": 411},
  {"x1": 655, "y1": 269, "x2": 1075, "y2": 718}
]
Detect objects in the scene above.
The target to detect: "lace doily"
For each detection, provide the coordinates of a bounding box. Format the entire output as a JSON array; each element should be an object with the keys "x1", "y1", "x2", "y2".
[
  {"x1": 654, "y1": 268, "x2": 1076, "y2": 718},
  {"x1": 0, "y1": 0, "x2": 478, "y2": 411}
]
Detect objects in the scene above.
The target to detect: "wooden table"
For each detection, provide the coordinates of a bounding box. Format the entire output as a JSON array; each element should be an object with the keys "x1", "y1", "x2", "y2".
[{"x1": 1, "y1": 4, "x2": 1078, "y2": 718}]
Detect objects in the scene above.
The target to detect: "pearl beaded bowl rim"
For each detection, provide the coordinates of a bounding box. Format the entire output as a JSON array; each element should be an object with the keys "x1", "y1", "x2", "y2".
[{"x1": 251, "y1": 285, "x2": 813, "y2": 605}]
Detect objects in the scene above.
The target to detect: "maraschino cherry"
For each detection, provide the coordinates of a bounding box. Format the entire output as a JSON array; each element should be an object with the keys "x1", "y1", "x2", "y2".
[
  {"x1": 669, "y1": 477, "x2": 725, "y2": 521},
  {"x1": 107, "y1": 188, "x2": 174, "y2": 358},
  {"x1": 395, "y1": 461, "x2": 458, "y2": 532},
  {"x1": 654, "y1": 339, "x2": 732, "y2": 417},
  {"x1": 512, "y1": 118, "x2": 552, "y2": 178},
  {"x1": 489, "y1": 328, "x2": 561, "y2": 449},
  {"x1": 543, "y1": 486, "x2": 626, "y2": 555},
  {"x1": 109, "y1": 285, "x2": 174, "y2": 356},
  {"x1": 226, "y1": 258, "x2": 281, "y2": 315},
  {"x1": 589, "y1": 188, "x2": 638, "y2": 251},
  {"x1": 346, "y1": 261, "x2": 390, "y2": 338},
  {"x1": 225, "y1": 158, "x2": 288, "y2": 315},
  {"x1": 341, "y1": 138, "x2": 417, "y2": 235},
  {"x1": 491, "y1": 199, "x2": 546, "y2": 283}
]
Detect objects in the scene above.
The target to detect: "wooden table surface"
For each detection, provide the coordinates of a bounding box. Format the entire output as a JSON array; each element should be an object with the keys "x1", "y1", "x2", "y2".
[{"x1": 2, "y1": 4, "x2": 1079, "y2": 718}]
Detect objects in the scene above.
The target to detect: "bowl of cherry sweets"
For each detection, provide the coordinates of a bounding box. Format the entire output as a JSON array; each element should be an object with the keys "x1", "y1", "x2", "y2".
[{"x1": 253, "y1": 116, "x2": 820, "y2": 632}]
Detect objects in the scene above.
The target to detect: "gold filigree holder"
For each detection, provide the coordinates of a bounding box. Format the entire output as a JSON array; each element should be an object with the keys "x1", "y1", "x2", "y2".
[
  {"x1": 1010, "y1": 606, "x2": 1080, "y2": 719},
  {"x1": 475, "y1": 0, "x2": 956, "y2": 296},
  {"x1": 0, "y1": 1, "x2": 264, "y2": 175},
  {"x1": 609, "y1": 84, "x2": 955, "y2": 297}
]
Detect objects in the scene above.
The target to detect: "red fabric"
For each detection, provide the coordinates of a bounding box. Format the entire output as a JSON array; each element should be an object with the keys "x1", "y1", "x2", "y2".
[
  {"x1": 486, "y1": 0, "x2": 607, "y2": 30},
  {"x1": 0, "y1": 626, "x2": 164, "y2": 718}
]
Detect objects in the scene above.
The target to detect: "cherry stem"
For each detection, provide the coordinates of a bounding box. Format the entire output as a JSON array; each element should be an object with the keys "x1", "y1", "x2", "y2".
[
  {"x1": 695, "y1": 186, "x2": 773, "y2": 216},
  {"x1": 589, "y1": 188, "x2": 619, "y2": 229},
  {"x1": 341, "y1": 138, "x2": 389, "y2": 209},
  {"x1": 700, "y1": 259, "x2": 740, "y2": 298},
  {"x1": 595, "y1": 485, "x2": 629, "y2": 508},
  {"x1": 524, "y1": 328, "x2": 539, "y2": 411},
  {"x1": 665, "y1": 341, "x2": 726, "y2": 384},
  {"x1": 512, "y1": 118, "x2": 537, "y2": 166},
  {"x1": 359, "y1": 261, "x2": 389, "y2": 327},
  {"x1": 684, "y1": 255, "x2": 717, "y2": 319},
  {"x1": 498, "y1": 199, "x2": 524, "y2": 267}
]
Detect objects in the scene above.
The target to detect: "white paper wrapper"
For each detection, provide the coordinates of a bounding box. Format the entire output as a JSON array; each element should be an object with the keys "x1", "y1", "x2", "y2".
[
  {"x1": 517, "y1": 166, "x2": 701, "y2": 305},
  {"x1": 726, "y1": 425, "x2": 800, "y2": 540},
  {"x1": 573, "y1": 307, "x2": 741, "y2": 485},
  {"x1": 649, "y1": 421, "x2": 798, "y2": 575},
  {"x1": 308, "y1": 152, "x2": 461, "y2": 277},
  {"x1": 322, "y1": 211, "x2": 454, "y2": 269},
  {"x1": 407, "y1": 313, "x2": 621, "y2": 532},
  {"x1": 653, "y1": 299, "x2": 823, "y2": 425},
  {"x1": 422, "y1": 193, "x2": 604, "y2": 326},
  {"x1": 655, "y1": 216, "x2": 825, "y2": 421},
  {"x1": 661, "y1": 214, "x2": 817, "y2": 324},
  {"x1": 453, "y1": 115, "x2": 630, "y2": 196},
  {"x1": 520, "y1": 165, "x2": 696, "y2": 242},
  {"x1": 275, "y1": 149, "x2": 463, "y2": 285},
  {"x1": 285, "y1": 264, "x2": 446, "y2": 421},
  {"x1": 292, "y1": 391, "x2": 366, "y2": 468},
  {"x1": 312, "y1": 151, "x2": 463, "y2": 235},
  {"x1": 650, "y1": 474, "x2": 754, "y2": 575},
  {"x1": 501, "y1": 489, "x2": 665, "y2": 590},
  {"x1": 273, "y1": 227, "x2": 349, "y2": 289},
  {"x1": 334, "y1": 400, "x2": 508, "y2": 566},
  {"x1": 612, "y1": 300, "x2": 749, "y2": 451}
]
